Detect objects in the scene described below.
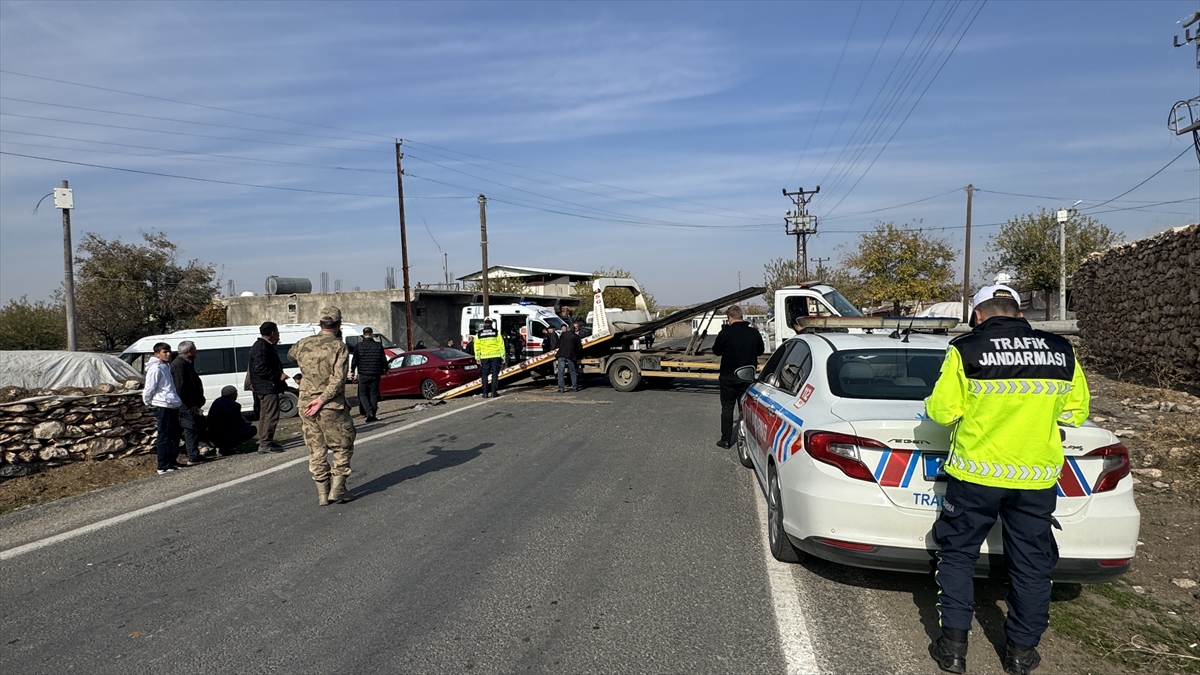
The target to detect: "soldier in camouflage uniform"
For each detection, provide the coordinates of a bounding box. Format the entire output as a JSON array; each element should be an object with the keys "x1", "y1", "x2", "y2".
[{"x1": 288, "y1": 306, "x2": 357, "y2": 506}]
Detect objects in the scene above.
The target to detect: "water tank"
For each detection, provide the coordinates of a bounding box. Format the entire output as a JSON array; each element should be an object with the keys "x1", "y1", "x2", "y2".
[{"x1": 266, "y1": 276, "x2": 312, "y2": 295}]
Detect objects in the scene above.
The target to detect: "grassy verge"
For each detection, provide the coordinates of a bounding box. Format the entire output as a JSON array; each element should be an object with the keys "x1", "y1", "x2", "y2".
[{"x1": 1050, "y1": 579, "x2": 1200, "y2": 673}]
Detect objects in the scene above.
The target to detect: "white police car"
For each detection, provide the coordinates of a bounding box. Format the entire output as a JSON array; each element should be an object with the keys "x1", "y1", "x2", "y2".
[{"x1": 736, "y1": 320, "x2": 1140, "y2": 582}]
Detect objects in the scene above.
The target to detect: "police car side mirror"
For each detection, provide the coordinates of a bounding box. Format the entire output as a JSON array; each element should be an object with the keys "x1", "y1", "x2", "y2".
[{"x1": 734, "y1": 365, "x2": 756, "y2": 383}]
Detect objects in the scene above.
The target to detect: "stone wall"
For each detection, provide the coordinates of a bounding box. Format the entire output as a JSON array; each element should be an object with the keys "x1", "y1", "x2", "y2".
[
  {"x1": 1073, "y1": 223, "x2": 1199, "y2": 381},
  {"x1": 0, "y1": 381, "x2": 157, "y2": 477}
]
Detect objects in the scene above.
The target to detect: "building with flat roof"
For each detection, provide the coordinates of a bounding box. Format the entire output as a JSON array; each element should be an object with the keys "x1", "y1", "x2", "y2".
[{"x1": 457, "y1": 266, "x2": 590, "y2": 297}]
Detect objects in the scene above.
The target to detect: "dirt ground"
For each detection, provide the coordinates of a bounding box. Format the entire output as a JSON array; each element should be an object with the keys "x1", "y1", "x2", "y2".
[{"x1": 2, "y1": 376, "x2": 1198, "y2": 671}]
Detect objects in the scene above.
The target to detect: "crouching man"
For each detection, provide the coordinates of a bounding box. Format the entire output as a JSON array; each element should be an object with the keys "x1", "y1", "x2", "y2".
[
  {"x1": 207, "y1": 386, "x2": 257, "y2": 456},
  {"x1": 289, "y1": 306, "x2": 357, "y2": 506}
]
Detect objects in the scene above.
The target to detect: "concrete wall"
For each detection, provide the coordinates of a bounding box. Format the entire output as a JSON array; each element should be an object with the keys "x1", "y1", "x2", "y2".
[{"x1": 1074, "y1": 223, "x2": 1199, "y2": 380}]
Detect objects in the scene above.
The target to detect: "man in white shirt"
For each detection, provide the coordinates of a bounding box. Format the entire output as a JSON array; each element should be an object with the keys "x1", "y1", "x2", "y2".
[{"x1": 142, "y1": 342, "x2": 184, "y2": 474}]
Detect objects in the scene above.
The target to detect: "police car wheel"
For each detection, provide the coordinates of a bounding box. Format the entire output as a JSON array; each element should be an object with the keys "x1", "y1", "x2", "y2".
[
  {"x1": 278, "y1": 391, "x2": 299, "y2": 419},
  {"x1": 420, "y1": 379, "x2": 439, "y2": 400},
  {"x1": 736, "y1": 427, "x2": 754, "y2": 468},
  {"x1": 768, "y1": 469, "x2": 803, "y2": 563}
]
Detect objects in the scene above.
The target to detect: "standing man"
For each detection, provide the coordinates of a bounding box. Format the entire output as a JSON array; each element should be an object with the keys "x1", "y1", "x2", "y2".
[
  {"x1": 542, "y1": 322, "x2": 560, "y2": 355},
  {"x1": 925, "y1": 285, "x2": 1090, "y2": 675},
  {"x1": 712, "y1": 305, "x2": 764, "y2": 449},
  {"x1": 473, "y1": 318, "x2": 506, "y2": 398},
  {"x1": 351, "y1": 327, "x2": 386, "y2": 423},
  {"x1": 248, "y1": 321, "x2": 288, "y2": 454},
  {"x1": 556, "y1": 323, "x2": 583, "y2": 392},
  {"x1": 170, "y1": 340, "x2": 209, "y2": 465},
  {"x1": 142, "y1": 342, "x2": 184, "y2": 475},
  {"x1": 289, "y1": 306, "x2": 356, "y2": 506}
]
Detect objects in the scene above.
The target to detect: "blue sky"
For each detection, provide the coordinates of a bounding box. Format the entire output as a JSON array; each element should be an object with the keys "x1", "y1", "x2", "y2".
[{"x1": 2, "y1": 1, "x2": 1198, "y2": 307}]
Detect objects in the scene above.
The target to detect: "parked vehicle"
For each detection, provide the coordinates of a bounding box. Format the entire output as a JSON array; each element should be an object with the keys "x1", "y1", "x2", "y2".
[
  {"x1": 461, "y1": 303, "x2": 568, "y2": 361},
  {"x1": 120, "y1": 323, "x2": 396, "y2": 418},
  {"x1": 736, "y1": 321, "x2": 1139, "y2": 582},
  {"x1": 380, "y1": 348, "x2": 480, "y2": 399}
]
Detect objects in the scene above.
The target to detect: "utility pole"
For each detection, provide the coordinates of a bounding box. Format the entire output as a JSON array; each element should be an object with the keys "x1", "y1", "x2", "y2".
[
  {"x1": 783, "y1": 186, "x2": 819, "y2": 283},
  {"x1": 478, "y1": 194, "x2": 489, "y2": 316},
  {"x1": 396, "y1": 140, "x2": 414, "y2": 349},
  {"x1": 55, "y1": 180, "x2": 77, "y2": 351},
  {"x1": 961, "y1": 184, "x2": 976, "y2": 323},
  {"x1": 1056, "y1": 201, "x2": 1080, "y2": 321},
  {"x1": 809, "y1": 256, "x2": 831, "y2": 276}
]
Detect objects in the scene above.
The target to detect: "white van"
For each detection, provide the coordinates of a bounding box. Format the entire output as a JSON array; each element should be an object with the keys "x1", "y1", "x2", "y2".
[
  {"x1": 460, "y1": 303, "x2": 568, "y2": 361},
  {"x1": 119, "y1": 323, "x2": 397, "y2": 418}
]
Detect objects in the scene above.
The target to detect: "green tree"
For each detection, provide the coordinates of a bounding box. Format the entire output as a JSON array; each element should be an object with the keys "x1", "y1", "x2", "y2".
[
  {"x1": 983, "y1": 209, "x2": 1121, "y2": 309},
  {"x1": 572, "y1": 268, "x2": 656, "y2": 318},
  {"x1": 74, "y1": 231, "x2": 218, "y2": 350},
  {"x1": 761, "y1": 258, "x2": 800, "y2": 307},
  {"x1": 463, "y1": 275, "x2": 529, "y2": 294},
  {"x1": 841, "y1": 221, "x2": 959, "y2": 315},
  {"x1": 0, "y1": 296, "x2": 66, "y2": 350}
]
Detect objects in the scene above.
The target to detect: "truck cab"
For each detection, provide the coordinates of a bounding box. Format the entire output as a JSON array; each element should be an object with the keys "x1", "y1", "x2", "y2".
[
  {"x1": 461, "y1": 303, "x2": 569, "y2": 361},
  {"x1": 772, "y1": 283, "x2": 864, "y2": 347}
]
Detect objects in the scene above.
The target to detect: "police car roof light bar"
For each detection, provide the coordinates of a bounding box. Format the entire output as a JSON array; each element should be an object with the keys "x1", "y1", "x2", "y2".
[{"x1": 797, "y1": 316, "x2": 960, "y2": 332}]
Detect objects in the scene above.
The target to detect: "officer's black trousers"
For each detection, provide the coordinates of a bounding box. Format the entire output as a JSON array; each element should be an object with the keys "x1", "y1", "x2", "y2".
[
  {"x1": 479, "y1": 358, "x2": 502, "y2": 395},
  {"x1": 933, "y1": 476, "x2": 1058, "y2": 649}
]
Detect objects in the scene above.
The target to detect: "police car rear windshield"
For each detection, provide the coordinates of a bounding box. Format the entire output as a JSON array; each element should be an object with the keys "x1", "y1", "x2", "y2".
[{"x1": 826, "y1": 349, "x2": 945, "y2": 401}]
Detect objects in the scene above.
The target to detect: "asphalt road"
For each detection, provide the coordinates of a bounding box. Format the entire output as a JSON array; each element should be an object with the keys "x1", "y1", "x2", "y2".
[{"x1": 0, "y1": 382, "x2": 1085, "y2": 674}]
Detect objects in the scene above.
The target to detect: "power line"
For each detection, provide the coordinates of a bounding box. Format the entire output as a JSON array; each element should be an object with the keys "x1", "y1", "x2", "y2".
[
  {"x1": 0, "y1": 69, "x2": 393, "y2": 141},
  {"x1": 821, "y1": 187, "x2": 963, "y2": 220},
  {"x1": 1, "y1": 151, "x2": 403, "y2": 198},
  {"x1": 977, "y1": 188, "x2": 1197, "y2": 204},
  {"x1": 0, "y1": 112, "x2": 390, "y2": 154},
  {"x1": 0, "y1": 96, "x2": 387, "y2": 145},
  {"x1": 401, "y1": 139, "x2": 775, "y2": 219},
  {"x1": 823, "y1": 1, "x2": 985, "y2": 215},
  {"x1": 1080, "y1": 146, "x2": 1193, "y2": 212},
  {"x1": 788, "y1": 1, "x2": 864, "y2": 184},
  {"x1": 802, "y1": 0, "x2": 905, "y2": 187},
  {"x1": 0, "y1": 131, "x2": 394, "y2": 174}
]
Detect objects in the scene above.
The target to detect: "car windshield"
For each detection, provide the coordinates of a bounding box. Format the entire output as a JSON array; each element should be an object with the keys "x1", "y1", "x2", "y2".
[
  {"x1": 376, "y1": 334, "x2": 397, "y2": 348},
  {"x1": 433, "y1": 348, "x2": 470, "y2": 360},
  {"x1": 826, "y1": 348, "x2": 945, "y2": 401},
  {"x1": 545, "y1": 316, "x2": 568, "y2": 330},
  {"x1": 822, "y1": 289, "x2": 863, "y2": 317}
]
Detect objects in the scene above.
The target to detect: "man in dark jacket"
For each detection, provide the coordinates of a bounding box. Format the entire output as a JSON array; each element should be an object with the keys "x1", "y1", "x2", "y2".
[
  {"x1": 712, "y1": 305, "x2": 764, "y2": 449},
  {"x1": 170, "y1": 340, "x2": 208, "y2": 464},
  {"x1": 208, "y1": 385, "x2": 256, "y2": 455},
  {"x1": 248, "y1": 321, "x2": 288, "y2": 454},
  {"x1": 542, "y1": 324, "x2": 560, "y2": 354},
  {"x1": 556, "y1": 324, "x2": 584, "y2": 393},
  {"x1": 351, "y1": 327, "x2": 386, "y2": 422}
]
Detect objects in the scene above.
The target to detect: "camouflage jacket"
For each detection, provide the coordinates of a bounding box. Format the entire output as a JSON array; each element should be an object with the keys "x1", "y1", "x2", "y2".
[{"x1": 288, "y1": 332, "x2": 350, "y2": 409}]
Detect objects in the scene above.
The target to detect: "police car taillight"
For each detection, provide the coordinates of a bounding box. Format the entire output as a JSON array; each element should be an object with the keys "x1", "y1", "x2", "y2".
[
  {"x1": 804, "y1": 431, "x2": 885, "y2": 483},
  {"x1": 1086, "y1": 443, "x2": 1130, "y2": 493}
]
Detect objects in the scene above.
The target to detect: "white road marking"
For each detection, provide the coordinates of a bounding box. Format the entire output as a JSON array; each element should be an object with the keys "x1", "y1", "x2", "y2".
[
  {"x1": 754, "y1": 473, "x2": 822, "y2": 675},
  {"x1": 0, "y1": 400, "x2": 489, "y2": 562}
]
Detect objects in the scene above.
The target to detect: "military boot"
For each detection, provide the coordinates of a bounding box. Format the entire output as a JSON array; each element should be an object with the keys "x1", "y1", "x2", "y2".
[
  {"x1": 1002, "y1": 642, "x2": 1041, "y2": 675},
  {"x1": 315, "y1": 479, "x2": 330, "y2": 506},
  {"x1": 329, "y1": 475, "x2": 355, "y2": 503},
  {"x1": 929, "y1": 628, "x2": 968, "y2": 674}
]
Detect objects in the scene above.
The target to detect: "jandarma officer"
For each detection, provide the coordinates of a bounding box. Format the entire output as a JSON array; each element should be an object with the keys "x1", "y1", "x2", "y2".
[
  {"x1": 925, "y1": 284, "x2": 1090, "y2": 675},
  {"x1": 473, "y1": 318, "x2": 506, "y2": 398}
]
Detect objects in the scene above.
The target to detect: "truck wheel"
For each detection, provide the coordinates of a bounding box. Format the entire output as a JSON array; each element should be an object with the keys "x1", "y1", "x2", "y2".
[
  {"x1": 607, "y1": 358, "x2": 642, "y2": 392},
  {"x1": 420, "y1": 378, "x2": 439, "y2": 400},
  {"x1": 278, "y1": 390, "x2": 300, "y2": 419}
]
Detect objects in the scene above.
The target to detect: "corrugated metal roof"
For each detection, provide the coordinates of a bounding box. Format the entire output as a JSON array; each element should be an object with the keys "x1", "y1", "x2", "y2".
[{"x1": 456, "y1": 265, "x2": 590, "y2": 281}]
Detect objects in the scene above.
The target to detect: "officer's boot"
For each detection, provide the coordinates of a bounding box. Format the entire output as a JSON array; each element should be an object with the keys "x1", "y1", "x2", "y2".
[
  {"x1": 1002, "y1": 642, "x2": 1041, "y2": 675},
  {"x1": 929, "y1": 628, "x2": 968, "y2": 674},
  {"x1": 329, "y1": 475, "x2": 355, "y2": 503},
  {"x1": 315, "y1": 479, "x2": 330, "y2": 506}
]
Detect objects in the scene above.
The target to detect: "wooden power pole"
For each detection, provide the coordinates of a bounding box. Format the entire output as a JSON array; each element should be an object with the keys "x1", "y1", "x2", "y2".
[
  {"x1": 478, "y1": 194, "x2": 489, "y2": 316},
  {"x1": 961, "y1": 184, "x2": 976, "y2": 323},
  {"x1": 396, "y1": 140, "x2": 414, "y2": 349}
]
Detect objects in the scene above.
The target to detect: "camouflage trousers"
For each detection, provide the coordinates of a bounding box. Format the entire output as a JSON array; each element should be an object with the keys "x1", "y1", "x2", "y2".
[{"x1": 300, "y1": 405, "x2": 356, "y2": 482}]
